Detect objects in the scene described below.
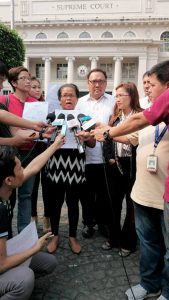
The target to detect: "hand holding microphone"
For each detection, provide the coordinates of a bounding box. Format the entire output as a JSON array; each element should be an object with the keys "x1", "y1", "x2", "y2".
[
  {"x1": 27, "y1": 112, "x2": 56, "y2": 141},
  {"x1": 50, "y1": 113, "x2": 66, "y2": 143},
  {"x1": 38, "y1": 112, "x2": 56, "y2": 140}
]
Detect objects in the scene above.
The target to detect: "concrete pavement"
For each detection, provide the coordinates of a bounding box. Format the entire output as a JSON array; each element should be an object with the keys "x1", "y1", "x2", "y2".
[
  {"x1": 26, "y1": 190, "x2": 141, "y2": 300},
  {"x1": 13, "y1": 189, "x2": 158, "y2": 300}
]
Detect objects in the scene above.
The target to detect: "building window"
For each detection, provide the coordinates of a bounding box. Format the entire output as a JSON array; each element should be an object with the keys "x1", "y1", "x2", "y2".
[
  {"x1": 100, "y1": 64, "x2": 113, "y2": 79},
  {"x1": 101, "y1": 31, "x2": 113, "y2": 38},
  {"x1": 56, "y1": 64, "x2": 67, "y2": 79},
  {"x1": 79, "y1": 31, "x2": 91, "y2": 39},
  {"x1": 160, "y1": 31, "x2": 169, "y2": 52},
  {"x1": 57, "y1": 32, "x2": 69, "y2": 39},
  {"x1": 36, "y1": 64, "x2": 44, "y2": 80},
  {"x1": 123, "y1": 31, "x2": 136, "y2": 38},
  {"x1": 20, "y1": 0, "x2": 29, "y2": 16},
  {"x1": 122, "y1": 63, "x2": 136, "y2": 80},
  {"x1": 35, "y1": 32, "x2": 47, "y2": 39}
]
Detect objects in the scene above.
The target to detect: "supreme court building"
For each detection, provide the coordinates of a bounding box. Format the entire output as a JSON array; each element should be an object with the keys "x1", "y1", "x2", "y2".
[{"x1": 0, "y1": 0, "x2": 169, "y2": 97}]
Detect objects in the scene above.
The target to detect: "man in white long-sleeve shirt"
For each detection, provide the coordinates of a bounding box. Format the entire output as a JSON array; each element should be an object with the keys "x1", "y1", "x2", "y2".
[{"x1": 76, "y1": 68, "x2": 115, "y2": 238}]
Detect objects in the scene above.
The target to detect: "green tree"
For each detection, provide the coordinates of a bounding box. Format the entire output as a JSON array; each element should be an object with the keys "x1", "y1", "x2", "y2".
[{"x1": 0, "y1": 23, "x2": 25, "y2": 69}]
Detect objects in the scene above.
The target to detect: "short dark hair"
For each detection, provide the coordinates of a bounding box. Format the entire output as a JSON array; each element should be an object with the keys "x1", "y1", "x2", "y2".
[
  {"x1": 87, "y1": 68, "x2": 107, "y2": 80},
  {"x1": 8, "y1": 66, "x2": 29, "y2": 91},
  {"x1": 0, "y1": 61, "x2": 8, "y2": 79},
  {"x1": 0, "y1": 146, "x2": 17, "y2": 188},
  {"x1": 149, "y1": 60, "x2": 169, "y2": 84},
  {"x1": 143, "y1": 71, "x2": 150, "y2": 79},
  {"x1": 58, "y1": 83, "x2": 79, "y2": 100}
]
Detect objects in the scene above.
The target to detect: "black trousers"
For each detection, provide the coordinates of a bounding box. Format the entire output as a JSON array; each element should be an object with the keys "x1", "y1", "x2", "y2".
[
  {"x1": 105, "y1": 158, "x2": 137, "y2": 251},
  {"x1": 48, "y1": 180, "x2": 81, "y2": 237},
  {"x1": 80, "y1": 164, "x2": 110, "y2": 228}
]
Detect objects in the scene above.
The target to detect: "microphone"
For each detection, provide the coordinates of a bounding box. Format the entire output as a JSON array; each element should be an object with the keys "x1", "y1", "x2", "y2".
[
  {"x1": 57, "y1": 113, "x2": 67, "y2": 136},
  {"x1": 50, "y1": 113, "x2": 66, "y2": 143},
  {"x1": 77, "y1": 113, "x2": 96, "y2": 132},
  {"x1": 46, "y1": 112, "x2": 56, "y2": 124},
  {"x1": 67, "y1": 114, "x2": 84, "y2": 154},
  {"x1": 37, "y1": 112, "x2": 56, "y2": 141}
]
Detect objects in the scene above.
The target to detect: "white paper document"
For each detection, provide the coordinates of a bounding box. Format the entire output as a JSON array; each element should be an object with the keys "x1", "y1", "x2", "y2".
[
  {"x1": 7, "y1": 222, "x2": 38, "y2": 267},
  {"x1": 46, "y1": 83, "x2": 61, "y2": 112},
  {"x1": 22, "y1": 102, "x2": 49, "y2": 122}
]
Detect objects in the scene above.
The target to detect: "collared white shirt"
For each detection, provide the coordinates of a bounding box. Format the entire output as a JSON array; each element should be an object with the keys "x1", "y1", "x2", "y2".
[
  {"x1": 76, "y1": 93, "x2": 115, "y2": 164},
  {"x1": 139, "y1": 96, "x2": 151, "y2": 109}
]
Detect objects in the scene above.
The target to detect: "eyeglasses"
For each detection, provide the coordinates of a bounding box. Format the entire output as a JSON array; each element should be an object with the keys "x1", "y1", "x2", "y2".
[
  {"x1": 61, "y1": 94, "x2": 76, "y2": 99},
  {"x1": 89, "y1": 80, "x2": 106, "y2": 86},
  {"x1": 115, "y1": 94, "x2": 129, "y2": 99},
  {"x1": 17, "y1": 76, "x2": 31, "y2": 82}
]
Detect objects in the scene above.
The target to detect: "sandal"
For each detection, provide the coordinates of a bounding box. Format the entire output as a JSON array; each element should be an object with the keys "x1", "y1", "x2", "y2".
[
  {"x1": 69, "y1": 237, "x2": 81, "y2": 254},
  {"x1": 47, "y1": 235, "x2": 59, "y2": 253},
  {"x1": 118, "y1": 248, "x2": 131, "y2": 257}
]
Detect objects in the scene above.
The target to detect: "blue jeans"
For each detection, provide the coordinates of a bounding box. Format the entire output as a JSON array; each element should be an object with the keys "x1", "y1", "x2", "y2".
[
  {"x1": 134, "y1": 202, "x2": 169, "y2": 298},
  {"x1": 17, "y1": 175, "x2": 35, "y2": 233}
]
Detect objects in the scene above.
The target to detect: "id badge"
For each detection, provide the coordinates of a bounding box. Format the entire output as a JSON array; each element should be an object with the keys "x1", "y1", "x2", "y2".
[{"x1": 147, "y1": 155, "x2": 158, "y2": 173}]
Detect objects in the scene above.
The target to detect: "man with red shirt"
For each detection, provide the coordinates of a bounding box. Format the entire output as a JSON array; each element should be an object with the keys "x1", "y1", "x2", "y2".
[{"x1": 0, "y1": 66, "x2": 38, "y2": 233}]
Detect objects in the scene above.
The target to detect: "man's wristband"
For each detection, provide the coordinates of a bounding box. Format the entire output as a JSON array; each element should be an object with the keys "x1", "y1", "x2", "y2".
[{"x1": 39, "y1": 132, "x2": 44, "y2": 140}]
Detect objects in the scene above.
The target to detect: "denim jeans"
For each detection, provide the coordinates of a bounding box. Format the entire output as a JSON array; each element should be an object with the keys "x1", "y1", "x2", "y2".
[
  {"x1": 134, "y1": 202, "x2": 169, "y2": 298},
  {"x1": 17, "y1": 149, "x2": 37, "y2": 233},
  {"x1": 17, "y1": 175, "x2": 35, "y2": 233}
]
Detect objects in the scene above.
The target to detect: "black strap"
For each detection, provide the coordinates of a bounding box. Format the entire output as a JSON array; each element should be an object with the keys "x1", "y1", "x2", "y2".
[{"x1": 5, "y1": 95, "x2": 10, "y2": 108}]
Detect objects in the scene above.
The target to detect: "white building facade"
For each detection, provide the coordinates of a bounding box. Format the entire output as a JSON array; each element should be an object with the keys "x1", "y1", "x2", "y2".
[{"x1": 0, "y1": 0, "x2": 169, "y2": 97}]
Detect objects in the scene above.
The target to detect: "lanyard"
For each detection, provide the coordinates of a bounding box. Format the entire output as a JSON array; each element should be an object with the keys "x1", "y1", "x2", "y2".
[{"x1": 154, "y1": 124, "x2": 167, "y2": 153}]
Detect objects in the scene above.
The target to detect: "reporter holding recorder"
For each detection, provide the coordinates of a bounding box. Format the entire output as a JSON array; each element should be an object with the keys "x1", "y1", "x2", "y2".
[
  {"x1": 0, "y1": 134, "x2": 64, "y2": 300},
  {"x1": 46, "y1": 83, "x2": 95, "y2": 254},
  {"x1": 0, "y1": 66, "x2": 44, "y2": 234}
]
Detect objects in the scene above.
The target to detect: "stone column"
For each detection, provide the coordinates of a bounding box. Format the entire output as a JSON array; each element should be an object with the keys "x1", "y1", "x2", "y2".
[
  {"x1": 24, "y1": 57, "x2": 29, "y2": 70},
  {"x1": 89, "y1": 57, "x2": 99, "y2": 69},
  {"x1": 113, "y1": 56, "x2": 123, "y2": 91},
  {"x1": 42, "y1": 57, "x2": 52, "y2": 96},
  {"x1": 66, "y1": 57, "x2": 75, "y2": 83},
  {"x1": 138, "y1": 56, "x2": 147, "y2": 98}
]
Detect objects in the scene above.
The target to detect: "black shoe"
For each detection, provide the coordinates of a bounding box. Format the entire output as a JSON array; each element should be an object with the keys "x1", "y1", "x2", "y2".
[
  {"x1": 82, "y1": 225, "x2": 94, "y2": 238},
  {"x1": 98, "y1": 225, "x2": 110, "y2": 238}
]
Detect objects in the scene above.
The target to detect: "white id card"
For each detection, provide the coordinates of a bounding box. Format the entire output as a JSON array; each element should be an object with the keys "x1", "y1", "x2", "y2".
[{"x1": 147, "y1": 155, "x2": 158, "y2": 173}]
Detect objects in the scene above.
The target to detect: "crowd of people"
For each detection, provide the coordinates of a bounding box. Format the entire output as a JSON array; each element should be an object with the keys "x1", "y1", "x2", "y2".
[{"x1": 0, "y1": 59, "x2": 169, "y2": 300}]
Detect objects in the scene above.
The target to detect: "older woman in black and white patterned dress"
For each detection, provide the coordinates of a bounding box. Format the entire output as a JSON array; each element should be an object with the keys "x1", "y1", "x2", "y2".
[{"x1": 46, "y1": 84, "x2": 95, "y2": 254}]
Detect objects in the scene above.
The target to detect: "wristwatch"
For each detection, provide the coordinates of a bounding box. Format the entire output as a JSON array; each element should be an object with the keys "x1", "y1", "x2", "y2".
[
  {"x1": 39, "y1": 131, "x2": 44, "y2": 140},
  {"x1": 103, "y1": 129, "x2": 112, "y2": 142}
]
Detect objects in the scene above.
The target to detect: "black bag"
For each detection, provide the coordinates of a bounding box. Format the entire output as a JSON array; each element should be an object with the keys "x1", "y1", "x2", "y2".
[{"x1": 0, "y1": 96, "x2": 12, "y2": 138}]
